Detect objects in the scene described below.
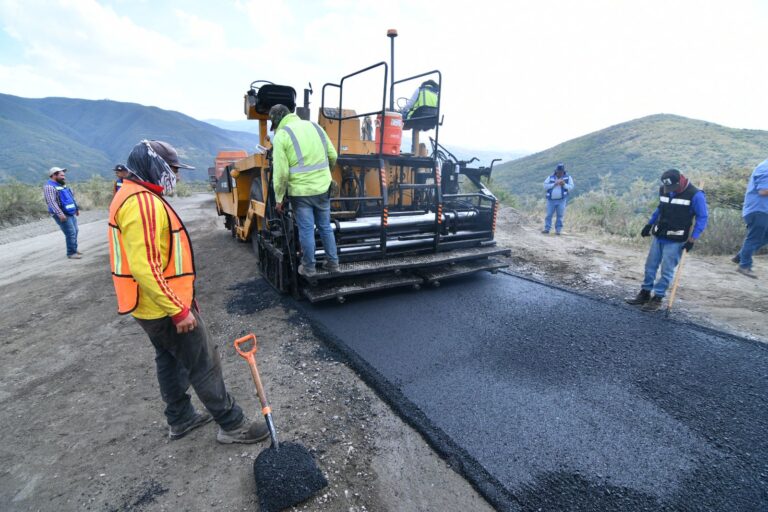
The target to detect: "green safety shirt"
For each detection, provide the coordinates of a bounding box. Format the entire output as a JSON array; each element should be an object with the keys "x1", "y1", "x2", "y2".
[
  {"x1": 408, "y1": 86, "x2": 438, "y2": 119},
  {"x1": 272, "y1": 113, "x2": 338, "y2": 202}
]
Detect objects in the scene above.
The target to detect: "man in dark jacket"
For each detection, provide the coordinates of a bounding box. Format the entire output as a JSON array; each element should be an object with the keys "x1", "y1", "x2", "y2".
[
  {"x1": 626, "y1": 169, "x2": 708, "y2": 311},
  {"x1": 542, "y1": 163, "x2": 574, "y2": 235},
  {"x1": 43, "y1": 166, "x2": 81, "y2": 259}
]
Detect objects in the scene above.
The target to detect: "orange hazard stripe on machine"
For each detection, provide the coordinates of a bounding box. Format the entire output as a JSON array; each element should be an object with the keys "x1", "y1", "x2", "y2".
[
  {"x1": 492, "y1": 202, "x2": 499, "y2": 233},
  {"x1": 383, "y1": 207, "x2": 389, "y2": 227},
  {"x1": 437, "y1": 204, "x2": 443, "y2": 224}
]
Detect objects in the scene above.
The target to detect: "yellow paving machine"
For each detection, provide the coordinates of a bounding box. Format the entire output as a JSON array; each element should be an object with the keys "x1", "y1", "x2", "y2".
[{"x1": 212, "y1": 30, "x2": 510, "y2": 302}]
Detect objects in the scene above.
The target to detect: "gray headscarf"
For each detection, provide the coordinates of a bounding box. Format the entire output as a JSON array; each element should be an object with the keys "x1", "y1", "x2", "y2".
[{"x1": 125, "y1": 140, "x2": 176, "y2": 195}]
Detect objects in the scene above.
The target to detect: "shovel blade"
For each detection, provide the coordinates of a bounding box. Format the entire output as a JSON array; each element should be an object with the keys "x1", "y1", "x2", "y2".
[{"x1": 254, "y1": 442, "x2": 327, "y2": 512}]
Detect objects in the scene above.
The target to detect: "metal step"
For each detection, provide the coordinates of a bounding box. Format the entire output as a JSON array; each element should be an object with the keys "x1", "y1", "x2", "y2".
[
  {"x1": 302, "y1": 274, "x2": 423, "y2": 303},
  {"x1": 311, "y1": 245, "x2": 511, "y2": 281},
  {"x1": 416, "y1": 258, "x2": 509, "y2": 284}
]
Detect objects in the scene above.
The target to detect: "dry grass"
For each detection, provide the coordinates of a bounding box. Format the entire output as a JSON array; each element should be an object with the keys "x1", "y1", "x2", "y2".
[
  {"x1": 0, "y1": 178, "x2": 210, "y2": 227},
  {"x1": 501, "y1": 172, "x2": 750, "y2": 256}
]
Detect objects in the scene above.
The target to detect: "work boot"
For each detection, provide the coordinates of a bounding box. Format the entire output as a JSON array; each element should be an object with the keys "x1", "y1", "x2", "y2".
[
  {"x1": 67, "y1": 254, "x2": 82, "y2": 260},
  {"x1": 731, "y1": 254, "x2": 741, "y2": 264},
  {"x1": 641, "y1": 295, "x2": 663, "y2": 312},
  {"x1": 541, "y1": 229, "x2": 550, "y2": 234},
  {"x1": 625, "y1": 289, "x2": 651, "y2": 305},
  {"x1": 169, "y1": 410, "x2": 213, "y2": 440},
  {"x1": 737, "y1": 266, "x2": 758, "y2": 279},
  {"x1": 322, "y1": 260, "x2": 340, "y2": 273},
  {"x1": 216, "y1": 417, "x2": 270, "y2": 444},
  {"x1": 298, "y1": 264, "x2": 317, "y2": 277}
]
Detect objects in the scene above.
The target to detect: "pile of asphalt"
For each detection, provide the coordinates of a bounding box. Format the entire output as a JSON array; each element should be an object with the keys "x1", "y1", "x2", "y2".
[{"x1": 254, "y1": 442, "x2": 328, "y2": 512}]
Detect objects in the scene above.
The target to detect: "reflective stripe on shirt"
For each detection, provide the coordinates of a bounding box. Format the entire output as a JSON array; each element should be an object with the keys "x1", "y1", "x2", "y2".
[{"x1": 282, "y1": 124, "x2": 330, "y2": 174}]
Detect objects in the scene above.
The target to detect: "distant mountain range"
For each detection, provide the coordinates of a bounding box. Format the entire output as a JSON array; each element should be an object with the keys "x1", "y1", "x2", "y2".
[
  {"x1": 3, "y1": 95, "x2": 766, "y2": 196},
  {"x1": 493, "y1": 114, "x2": 768, "y2": 196},
  {"x1": 0, "y1": 94, "x2": 260, "y2": 183},
  {"x1": 204, "y1": 118, "x2": 527, "y2": 168}
]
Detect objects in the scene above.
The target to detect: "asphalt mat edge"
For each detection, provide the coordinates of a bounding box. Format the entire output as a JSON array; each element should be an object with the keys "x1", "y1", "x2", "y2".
[{"x1": 291, "y1": 303, "x2": 522, "y2": 512}]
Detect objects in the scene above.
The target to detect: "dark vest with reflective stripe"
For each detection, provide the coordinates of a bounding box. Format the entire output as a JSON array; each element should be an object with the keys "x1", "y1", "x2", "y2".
[{"x1": 653, "y1": 184, "x2": 699, "y2": 241}]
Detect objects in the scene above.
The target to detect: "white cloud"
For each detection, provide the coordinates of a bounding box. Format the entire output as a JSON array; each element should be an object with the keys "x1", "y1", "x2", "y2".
[{"x1": 0, "y1": 0, "x2": 766, "y2": 152}]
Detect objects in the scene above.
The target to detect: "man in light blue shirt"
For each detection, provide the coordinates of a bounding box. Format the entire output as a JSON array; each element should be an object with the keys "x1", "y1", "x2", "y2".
[
  {"x1": 733, "y1": 158, "x2": 768, "y2": 278},
  {"x1": 542, "y1": 163, "x2": 574, "y2": 235}
]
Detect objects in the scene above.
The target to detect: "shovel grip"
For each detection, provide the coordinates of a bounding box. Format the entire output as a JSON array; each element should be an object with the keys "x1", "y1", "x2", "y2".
[
  {"x1": 233, "y1": 334, "x2": 270, "y2": 412},
  {"x1": 234, "y1": 333, "x2": 258, "y2": 359}
]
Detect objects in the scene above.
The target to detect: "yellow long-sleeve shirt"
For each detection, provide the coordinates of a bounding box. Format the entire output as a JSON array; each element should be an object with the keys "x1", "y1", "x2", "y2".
[{"x1": 115, "y1": 192, "x2": 189, "y2": 321}]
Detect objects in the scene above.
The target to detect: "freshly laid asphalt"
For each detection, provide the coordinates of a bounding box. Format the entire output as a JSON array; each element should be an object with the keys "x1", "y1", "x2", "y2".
[{"x1": 295, "y1": 272, "x2": 768, "y2": 511}]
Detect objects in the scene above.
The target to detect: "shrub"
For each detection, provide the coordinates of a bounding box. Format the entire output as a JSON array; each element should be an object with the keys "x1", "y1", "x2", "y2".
[
  {"x1": 70, "y1": 176, "x2": 114, "y2": 210},
  {"x1": 513, "y1": 171, "x2": 752, "y2": 256},
  {"x1": 696, "y1": 207, "x2": 744, "y2": 256},
  {"x1": 0, "y1": 180, "x2": 48, "y2": 226}
]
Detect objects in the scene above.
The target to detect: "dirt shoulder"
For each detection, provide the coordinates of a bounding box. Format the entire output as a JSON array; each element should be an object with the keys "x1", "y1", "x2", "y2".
[{"x1": 495, "y1": 206, "x2": 767, "y2": 344}]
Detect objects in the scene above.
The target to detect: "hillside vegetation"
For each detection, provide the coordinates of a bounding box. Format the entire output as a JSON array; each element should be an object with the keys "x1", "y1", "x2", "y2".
[
  {"x1": 494, "y1": 114, "x2": 768, "y2": 196},
  {"x1": 0, "y1": 94, "x2": 260, "y2": 183}
]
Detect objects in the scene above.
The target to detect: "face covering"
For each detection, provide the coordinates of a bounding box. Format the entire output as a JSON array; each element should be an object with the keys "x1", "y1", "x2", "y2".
[{"x1": 126, "y1": 140, "x2": 177, "y2": 195}]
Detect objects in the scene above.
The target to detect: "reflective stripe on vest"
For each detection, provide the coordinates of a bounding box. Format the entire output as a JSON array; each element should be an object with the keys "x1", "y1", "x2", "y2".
[
  {"x1": 659, "y1": 196, "x2": 692, "y2": 206},
  {"x1": 108, "y1": 180, "x2": 195, "y2": 315},
  {"x1": 55, "y1": 185, "x2": 78, "y2": 214},
  {"x1": 282, "y1": 123, "x2": 330, "y2": 174}
]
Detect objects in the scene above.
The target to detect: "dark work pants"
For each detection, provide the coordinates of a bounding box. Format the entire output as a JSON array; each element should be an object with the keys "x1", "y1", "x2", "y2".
[{"x1": 135, "y1": 311, "x2": 244, "y2": 431}]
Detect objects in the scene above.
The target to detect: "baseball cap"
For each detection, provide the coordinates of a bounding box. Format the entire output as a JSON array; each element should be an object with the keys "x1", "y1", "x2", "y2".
[
  {"x1": 555, "y1": 163, "x2": 565, "y2": 173},
  {"x1": 660, "y1": 168, "x2": 680, "y2": 191},
  {"x1": 148, "y1": 140, "x2": 195, "y2": 169},
  {"x1": 48, "y1": 166, "x2": 67, "y2": 177}
]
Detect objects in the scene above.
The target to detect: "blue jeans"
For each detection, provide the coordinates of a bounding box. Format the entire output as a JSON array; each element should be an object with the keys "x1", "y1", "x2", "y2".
[
  {"x1": 737, "y1": 211, "x2": 768, "y2": 269},
  {"x1": 134, "y1": 310, "x2": 244, "y2": 431},
  {"x1": 642, "y1": 237, "x2": 685, "y2": 297},
  {"x1": 544, "y1": 199, "x2": 567, "y2": 233},
  {"x1": 292, "y1": 193, "x2": 339, "y2": 267},
  {"x1": 53, "y1": 214, "x2": 78, "y2": 256}
]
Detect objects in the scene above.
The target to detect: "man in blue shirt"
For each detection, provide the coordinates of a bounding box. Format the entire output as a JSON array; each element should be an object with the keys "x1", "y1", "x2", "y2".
[
  {"x1": 733, "y1": 159, "x2": 768, "y2": 279},
  {"x1": 626, "y1": 169, "x2": 708, "y2": 311},
  {"x1": 542, "y1": 163, "x2": 575, "y2": 235},
  {"x1": 43, "y1": 167, "x2": 81, "y2": 259}
]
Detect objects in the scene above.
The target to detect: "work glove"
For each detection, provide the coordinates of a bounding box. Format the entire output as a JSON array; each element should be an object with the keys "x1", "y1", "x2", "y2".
[
  {"x1": 683, "y1": 240, "x2": 694, "y2": 252},
  {"x1": 641, "y1": 224, "x2": 652, "y2": 237}
]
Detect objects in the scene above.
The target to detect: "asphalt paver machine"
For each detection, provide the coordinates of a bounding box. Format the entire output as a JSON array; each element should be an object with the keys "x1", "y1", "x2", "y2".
[{"x1": 213, "y1": 30, "x2": 510, "y2": 302}]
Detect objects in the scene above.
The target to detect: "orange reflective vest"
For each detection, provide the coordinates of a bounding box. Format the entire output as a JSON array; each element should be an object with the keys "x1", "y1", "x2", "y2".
[{"x1": 108, "y1": 180, "x2": 195, "y2": 315}]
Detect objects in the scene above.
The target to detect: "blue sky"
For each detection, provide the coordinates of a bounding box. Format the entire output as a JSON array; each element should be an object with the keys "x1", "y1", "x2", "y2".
[{"x1": 1, "y1": 0, "x2": 766, "y2": 153}]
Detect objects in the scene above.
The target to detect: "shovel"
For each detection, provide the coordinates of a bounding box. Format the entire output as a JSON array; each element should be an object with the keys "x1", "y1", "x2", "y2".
[
  {"x1": 234, "y1": 334, "x2": 328, "y2": 512},
  {"x1": 665, "y1": 248, "x2": 688, "y2": 318}
]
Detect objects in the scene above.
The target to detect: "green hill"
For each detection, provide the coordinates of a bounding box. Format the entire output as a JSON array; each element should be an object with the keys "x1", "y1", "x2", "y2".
[
  {"x1": 0, "y1": 94, "x2": 261, "y2": 183},
  {"x1": 493, "y1": 114, "x2": 768, "y2": 196}
]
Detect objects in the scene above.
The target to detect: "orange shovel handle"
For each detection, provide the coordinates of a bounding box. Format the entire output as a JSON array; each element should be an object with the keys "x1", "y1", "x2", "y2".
[
  {"x1": 234, "y1": 333, "x2": 258, "y2": 360},
  {"x1": 233, "y1": 334, "x2": 270, "y2": 414}
]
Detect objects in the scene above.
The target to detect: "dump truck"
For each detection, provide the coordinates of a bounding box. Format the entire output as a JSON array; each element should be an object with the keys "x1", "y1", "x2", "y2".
[{"x1": 211, "y1": 30, "x2": 510, "y2": 302}]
